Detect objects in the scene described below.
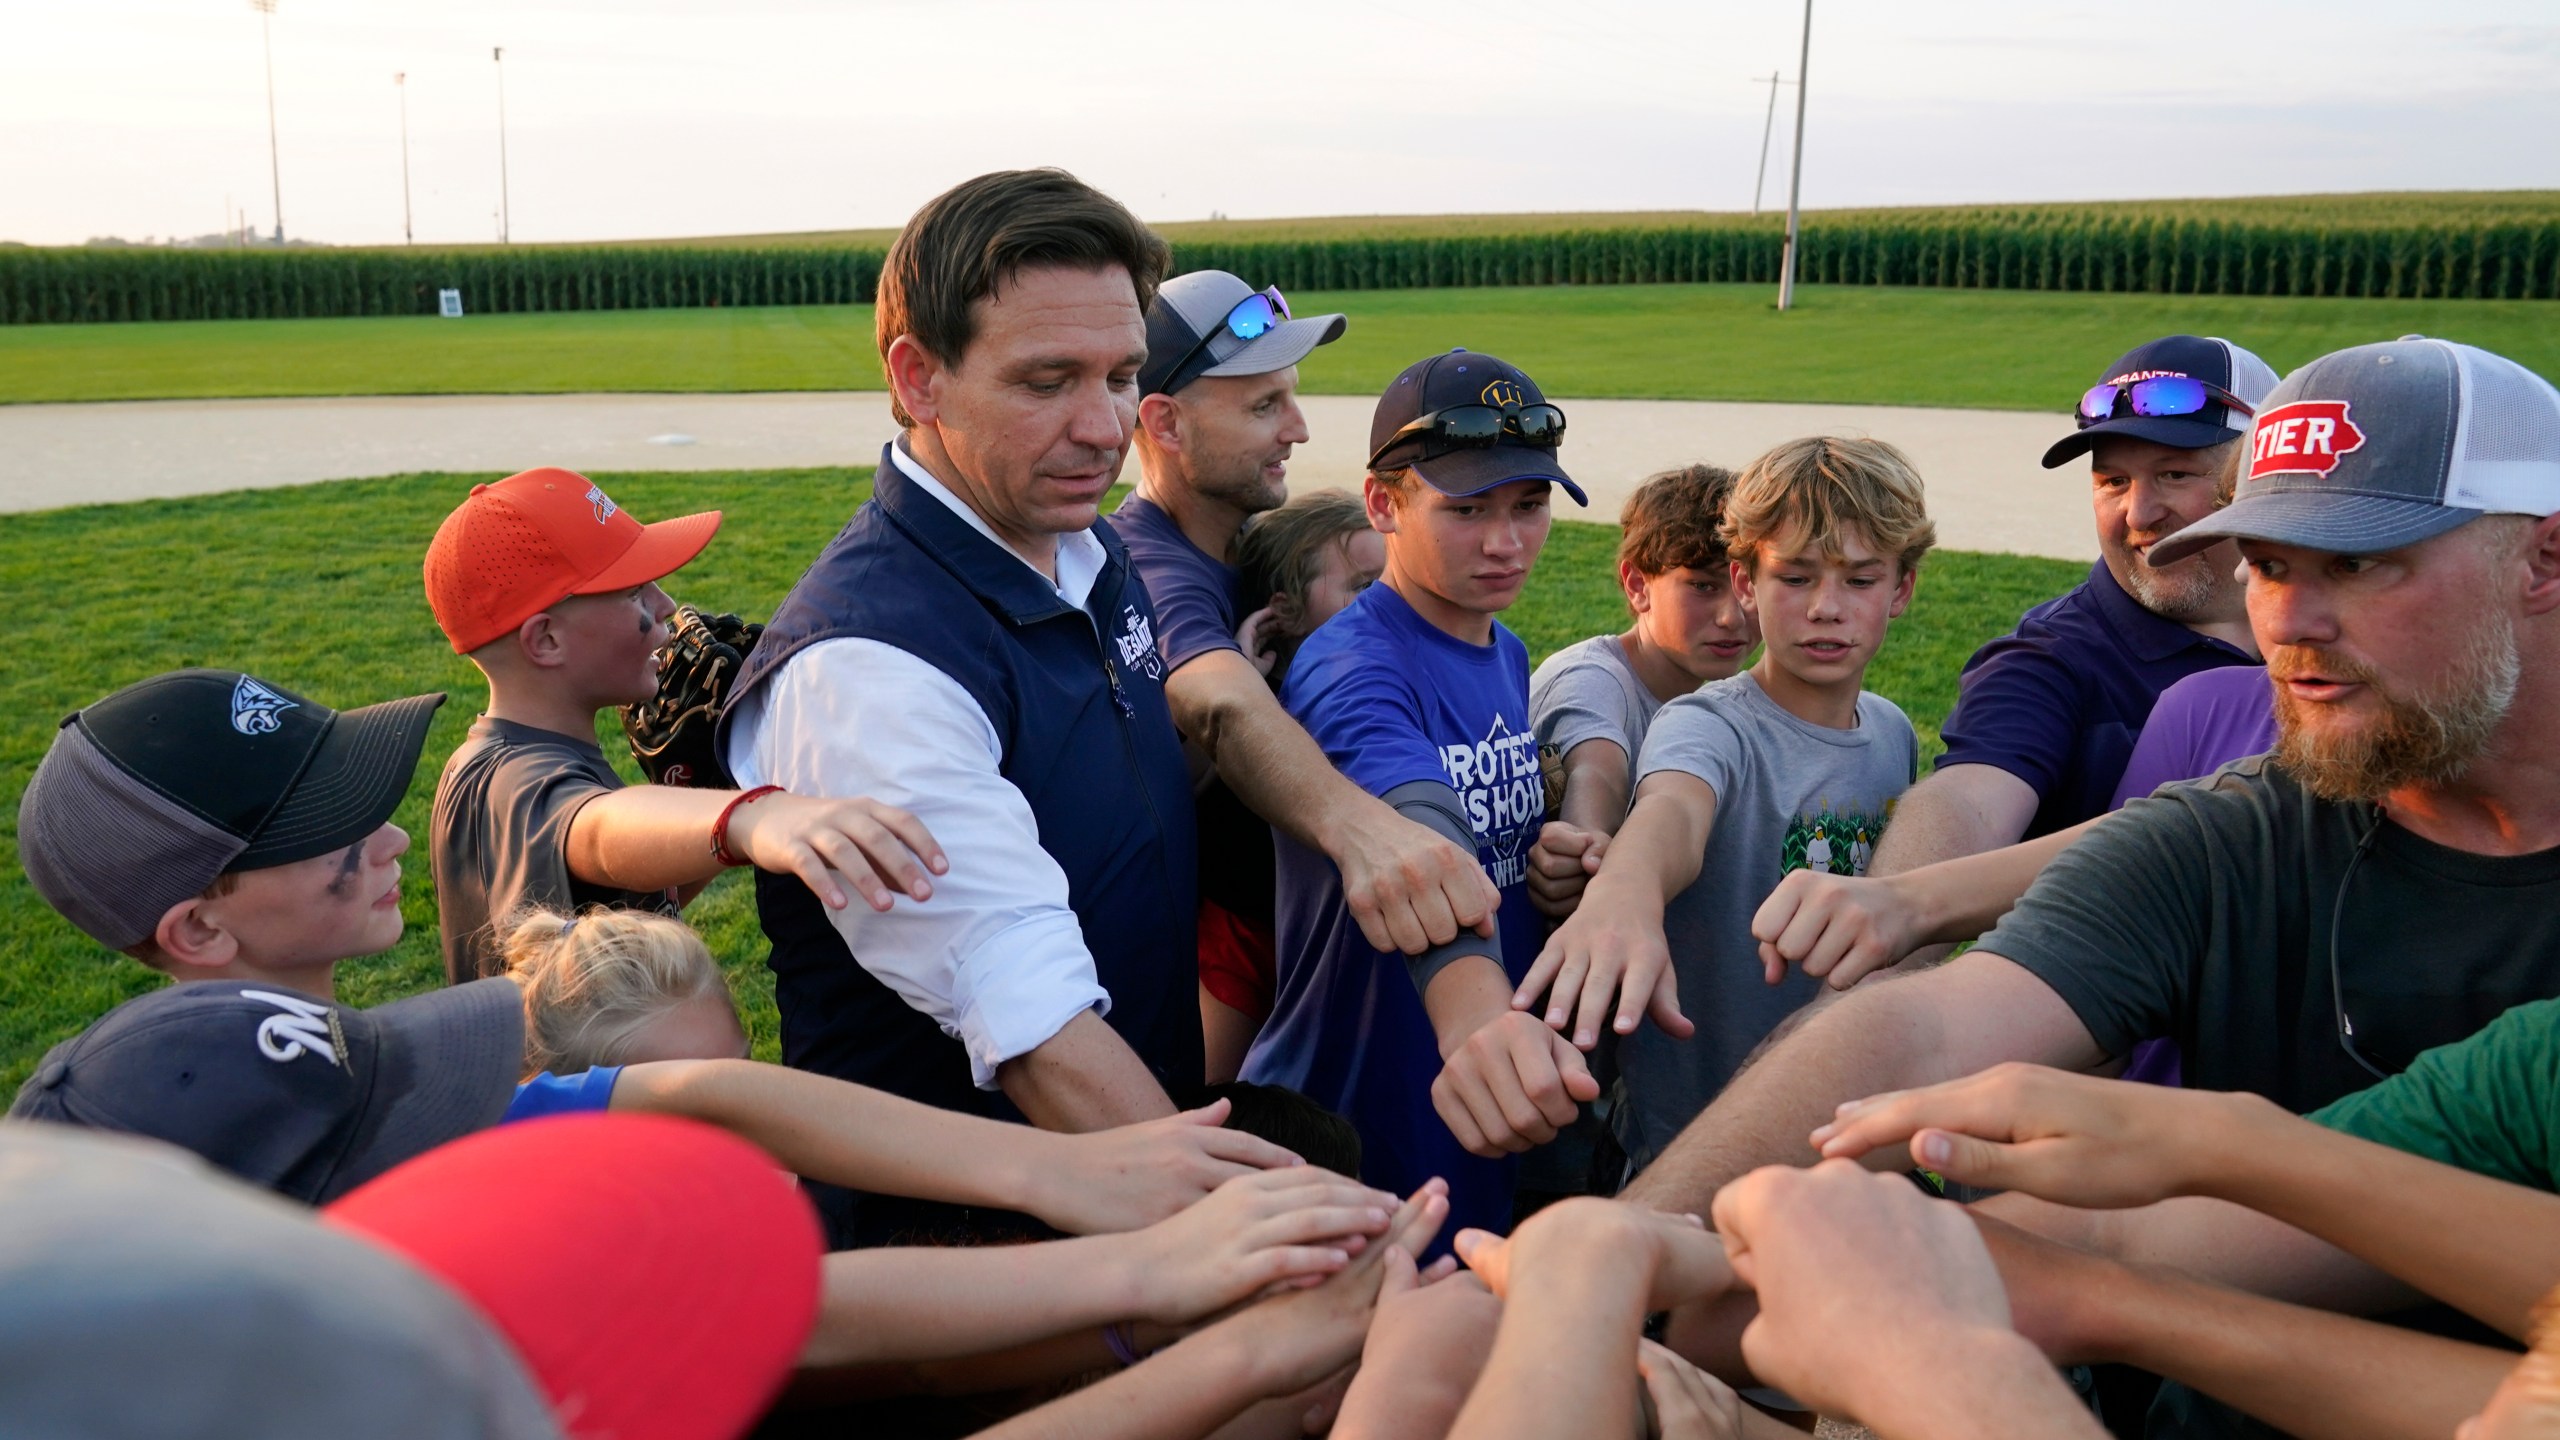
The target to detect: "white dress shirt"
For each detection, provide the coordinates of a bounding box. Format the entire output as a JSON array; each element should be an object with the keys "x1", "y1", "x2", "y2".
[{"x1": 724, "y1": 442, "x2": 1114, "y2": 1089}]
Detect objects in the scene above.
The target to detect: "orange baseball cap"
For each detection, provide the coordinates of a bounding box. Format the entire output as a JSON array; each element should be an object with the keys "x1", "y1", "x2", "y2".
[{"x1": 424, "y1": 468, "x2": 722, "y2": 654}]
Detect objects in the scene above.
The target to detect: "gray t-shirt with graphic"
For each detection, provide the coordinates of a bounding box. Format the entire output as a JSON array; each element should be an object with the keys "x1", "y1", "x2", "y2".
[
  {"x1": 1619, "y1": 672, "x2": 1918, "y2": 1167},
  {"x1": 1530, "y1": 635, "x2": 1672, "y2": 766}
]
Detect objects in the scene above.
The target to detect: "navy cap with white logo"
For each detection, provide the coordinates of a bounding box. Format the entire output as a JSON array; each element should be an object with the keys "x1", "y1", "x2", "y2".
[
  {"x1": 8, "y1": 978, "x2": 524, "y2": 1204},
  {"x1": 1368, "y1": 348, "x2": 1589, "y2": 505},
  {"x1": 2150, "y1": 337, "x2": 2560, "y2": 566},
  {"x1": 2043, "y1": 334, "x2": 2281, "y2": 469},
  {"x1": 15, "y1": 669, "x2": 443, "y2": 950}
]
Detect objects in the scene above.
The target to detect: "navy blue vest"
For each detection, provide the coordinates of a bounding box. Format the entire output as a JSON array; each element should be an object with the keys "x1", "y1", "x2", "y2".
[{"x1": 721, "y1": 446, "x2": 1201, "y2": 1151}]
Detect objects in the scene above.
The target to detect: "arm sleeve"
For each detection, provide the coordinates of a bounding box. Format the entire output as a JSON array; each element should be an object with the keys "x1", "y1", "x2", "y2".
[
  {"x1": 1379, "y1": 779, "x2": 1504, "y2": 995},
  {"x1": 1970, "y1": 792, "x2": 2216, "y2": 1060},
  {"x1": 1932, "y1": 634, "x2": 2083, "y2": 797},
  {"x1": 1531, "y1": 659, "x2": 1634, "y2": 763},
  {"x1": 2307, "y1": 997, "x2": 2560, "y2": 1191},
  {"x1": 726, "y1": 638, "x2": 1110, "y2": 1090}
]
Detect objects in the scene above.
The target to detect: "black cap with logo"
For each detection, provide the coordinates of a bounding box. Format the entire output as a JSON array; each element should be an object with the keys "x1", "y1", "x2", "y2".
[
  {"x1": 1367, "y1": 348, "x2": 1588, "y2": 505},
  {"x1": 16, "y1": 669, "x2": 443, "y2": 950}
]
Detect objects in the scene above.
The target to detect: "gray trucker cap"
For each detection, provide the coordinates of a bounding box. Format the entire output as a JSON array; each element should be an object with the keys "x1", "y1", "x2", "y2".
[
  {"x1": 1140, "y1": 269, "x2": 1347, "y2": 397},
  {"x1": 2151, "y1": 338, "x2": 2560, "y2": 566},
  {"x1": 0, "y1": 1123, "x2": 559, "y2": 1439}
]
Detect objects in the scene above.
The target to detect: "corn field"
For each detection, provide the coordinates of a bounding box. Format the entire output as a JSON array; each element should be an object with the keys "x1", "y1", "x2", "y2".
[
  {"x1": 0, "y1": 246, "x2": 880, "y2": 325},
  {"x1": 5, "y1": 213, "x2": 2553, "y2": 325}
]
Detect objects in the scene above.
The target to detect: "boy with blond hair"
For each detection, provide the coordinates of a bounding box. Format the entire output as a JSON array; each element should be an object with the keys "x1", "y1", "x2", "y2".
[
  {"x1": 424, "y1": 467, "x2": 946, "y2": 984},
  {"x1": 1519, "y1": 436, "x2": 1934, "y2": 1170}
]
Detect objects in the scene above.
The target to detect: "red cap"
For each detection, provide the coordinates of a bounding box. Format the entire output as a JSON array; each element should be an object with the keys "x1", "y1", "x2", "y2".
[
  {"x1": 425, "y1": 468, "x2": 722, "y2": 653},
  {"x1": 323, "y1": 1113, "x2": 821, "y2": 1440}
]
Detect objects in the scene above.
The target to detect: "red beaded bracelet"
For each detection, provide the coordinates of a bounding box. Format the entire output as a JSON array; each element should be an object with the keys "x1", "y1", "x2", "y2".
[{"x1": 711, "y1": 785, "x2": 785, "y2": 867}]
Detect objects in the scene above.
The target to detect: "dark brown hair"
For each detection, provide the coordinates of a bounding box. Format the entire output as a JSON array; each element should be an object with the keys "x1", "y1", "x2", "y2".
[
  {"x1": 1238, "y1": 488, "x2": 1374, "y2": 629},
  {"x1": 1618, "y1": 464, "x2": 1738, "y2": 578},
  {"x1": 875, "y1": 168, "x2": 1169, "y2": 426}
]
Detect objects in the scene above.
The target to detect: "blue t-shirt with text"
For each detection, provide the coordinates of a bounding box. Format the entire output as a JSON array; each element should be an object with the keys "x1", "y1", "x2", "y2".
[{"x1": 1241, "y1": 583, "x2": 1546, "y2": 1241}]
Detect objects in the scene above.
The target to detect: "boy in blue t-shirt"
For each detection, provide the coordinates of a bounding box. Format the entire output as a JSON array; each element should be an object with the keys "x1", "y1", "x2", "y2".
[{"x1": 1242, "y1": 348, "x2": 1593, "y2": 1239}]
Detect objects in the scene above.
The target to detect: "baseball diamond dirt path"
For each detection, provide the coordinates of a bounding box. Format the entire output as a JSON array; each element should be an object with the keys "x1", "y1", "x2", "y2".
[{"x1": 0, "y1": 392, "x2": 2098, "y2": 560}]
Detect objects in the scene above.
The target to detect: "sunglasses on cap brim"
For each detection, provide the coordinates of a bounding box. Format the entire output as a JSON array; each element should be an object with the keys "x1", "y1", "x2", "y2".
[
  {"x1": 2077, "y1": 375, "x2": 2256, "y2": 429},
  {"x1": 1159, "y1": 286, "x2": 1291, "y2": 394},
  {"x1": 1367, "y1": 401, "x2": 1569, "y2": 470}
]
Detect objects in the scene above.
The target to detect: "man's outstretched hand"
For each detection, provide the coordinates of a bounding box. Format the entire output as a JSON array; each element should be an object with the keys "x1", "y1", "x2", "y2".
[{"x1": 1334, "y1": 812, "x2": 1503, "y2": 956}]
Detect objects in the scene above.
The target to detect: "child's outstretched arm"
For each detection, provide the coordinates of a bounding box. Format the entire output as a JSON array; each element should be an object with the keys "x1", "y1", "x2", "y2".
[
  {"x1": 1513, "y1": 770, "x2": 1717, "y2": 1052},
  {"x1": 610, "y1": 1062, "x2": 1298, "y2": 1235},
  {"x1": 567, "y1": 784, "x2": 947, "y2": 911},
  {"x1": 797, "y1": 1167, "x2": 1410, "y2": 1371}
]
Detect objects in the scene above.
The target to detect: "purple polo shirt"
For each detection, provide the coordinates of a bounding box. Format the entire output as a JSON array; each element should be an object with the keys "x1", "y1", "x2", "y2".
[
  {"x1": 1106, "y1": 491, "x2": 1276, "y2": 927},
  {"x1": 1935, "y1": 560, "x2": 2255, "y2": 838},
  {"x1": 2109, "y1": 665, "x2": 2278, "y2": 810},
  {"x1": 1106, "y1": 493, "x2": 1244, "y2": 672}
]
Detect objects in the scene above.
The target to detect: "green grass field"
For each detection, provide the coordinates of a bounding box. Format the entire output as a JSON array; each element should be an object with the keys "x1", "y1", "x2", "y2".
[
  {"x1": 6, "y1": 282, "x2": 2555, "y2": 408},
  {"x1": 0, "y1": 465, "x2": 2082, "y2": 1093}
]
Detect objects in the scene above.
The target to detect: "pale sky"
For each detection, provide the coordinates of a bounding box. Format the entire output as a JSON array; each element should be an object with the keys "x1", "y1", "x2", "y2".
[{"x1": 3, "y1": 0, "x2": 2555, "y2": 247}]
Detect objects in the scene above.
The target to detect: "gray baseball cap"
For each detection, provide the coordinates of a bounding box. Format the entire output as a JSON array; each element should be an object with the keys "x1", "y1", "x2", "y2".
[
  {"x1": 9, "y1": 978, "x2": 523, "y2": 1204},
  {"x1": 0, "y1": 1122, "x2": 559, "y2": 1439},
  {"x1": 17, "y1": 668, "x2": 444, "y2": 951},
  {"x1": 2151, "y1": 338, "x2": 2560, "y2": 566},
  {"x1": 1139, "y1": 269, "x2": 1347, "y2": 397}
]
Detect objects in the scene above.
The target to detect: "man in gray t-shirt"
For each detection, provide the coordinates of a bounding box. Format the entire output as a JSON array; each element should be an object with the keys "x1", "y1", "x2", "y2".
[
  {"x1": 431, "y1": 716, "x2": 679, "y2": 984},
  {"x1": 1618, "y1": 672, "x2": 1917, "y2": 1165}
]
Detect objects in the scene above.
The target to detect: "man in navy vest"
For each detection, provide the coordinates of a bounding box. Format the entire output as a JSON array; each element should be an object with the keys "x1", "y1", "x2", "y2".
[{"x1": 720, "y1": 169, "x2": 1229, "y2": 1247}]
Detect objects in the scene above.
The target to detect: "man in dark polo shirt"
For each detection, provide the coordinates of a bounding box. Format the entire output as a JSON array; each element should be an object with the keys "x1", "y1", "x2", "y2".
[
  {"x1": 1110, "y1": 270, "x2": 1504, "y2": 1082},
  {"x1": 1623, "y1": 338, "x2": 2560, "y2": 1435},
  {"x1": 1870, "y1": 336, "x2": 2277, "y2": 889},
  {"x1": 718, "y1": 170, "x2": 1208, "y2": 1247}
]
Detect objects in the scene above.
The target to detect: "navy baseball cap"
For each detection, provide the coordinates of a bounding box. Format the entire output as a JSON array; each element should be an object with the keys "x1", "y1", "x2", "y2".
[
  {"x1": 1368, "y1": 348, "x2": 1588, "y2": 505},
  {"x1": 16, "y1": 670, "x2": 444, "y2": 950},
  {"x1": 2151, "y1": 337, "x2": 2560, "y2": 567},
  {"x1": 1140, "y1": 270, "x2": 1346, "y2": 398},
  {"x1": 2042, "y1": 335, "x2": 2280, "y2": 468},
  {"x1": 8, "y1": 978, "x2": 524, "y2": 1204}
]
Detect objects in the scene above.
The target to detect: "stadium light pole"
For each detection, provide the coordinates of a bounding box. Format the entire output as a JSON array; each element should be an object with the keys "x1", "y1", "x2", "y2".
[
  {"x1": 1776, "y1": 0, "x2": 1813, "y2": 312},
  {"x1": 395, "y1": 72, "x2": 414, "y2": 245},
  {"x1": 1751, "y1": 71, "x2": 1792, "y2": 216},
  {"x1": 493, "y1": 46, "x2": 511, "y2": 244},
  {"x1": 249, "y1": 0, "x2": 284, "y2": 245}
]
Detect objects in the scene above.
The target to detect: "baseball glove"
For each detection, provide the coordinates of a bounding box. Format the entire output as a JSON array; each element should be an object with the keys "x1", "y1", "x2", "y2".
[{"x1": 619, "y1": 606, "x2": 763, "y2": 788}]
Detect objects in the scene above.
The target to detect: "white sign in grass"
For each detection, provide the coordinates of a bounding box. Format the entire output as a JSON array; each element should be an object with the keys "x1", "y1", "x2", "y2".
[{"x1": 437, "y1": 289, "x2": 464, "y2": 318}]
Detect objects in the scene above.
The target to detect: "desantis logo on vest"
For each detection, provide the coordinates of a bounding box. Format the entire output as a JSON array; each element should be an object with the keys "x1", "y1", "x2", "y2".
[
  {"x1": 2249, "y1": 401, "x2": 2367, "y2": 481},
  {"x1": 1115, "y1": 605, "x2": 1163, "y2": 681}
]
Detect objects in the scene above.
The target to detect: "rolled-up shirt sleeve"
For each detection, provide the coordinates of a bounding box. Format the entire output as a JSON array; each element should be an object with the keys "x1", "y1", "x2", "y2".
[{"x1": 725, "y1": 637, "x2": 1109, "y2": 1088}]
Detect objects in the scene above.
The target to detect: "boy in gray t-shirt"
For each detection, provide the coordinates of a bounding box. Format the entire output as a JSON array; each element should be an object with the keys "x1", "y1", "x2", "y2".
[
  {"x1": 1519, "y1": 436, "x2": 1936, "y2": 1169},
  {"x1": 1528, "y1": 465, "x2": 1754, "y2": 918}
]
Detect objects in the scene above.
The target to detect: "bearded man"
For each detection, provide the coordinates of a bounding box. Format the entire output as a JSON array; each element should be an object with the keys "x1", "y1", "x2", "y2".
[
  {"x1": 1864, "y1": 337, "x2": 2278, "y2": 913},
  {"x1": 1619, "y1": 335, "x2": 2560, "y2": 1216}
]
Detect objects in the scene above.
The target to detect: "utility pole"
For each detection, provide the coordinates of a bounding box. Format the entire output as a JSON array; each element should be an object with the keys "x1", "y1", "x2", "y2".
[
  {"x1": 396, "y1": 72, "x2": 414, "y2": 244},
  {"x1": 1752, "y1": 71, "x2": 1789, "y2": 217},
  {"x1": 492, "y1": 46, "x2": 511, "y2": 244},
  {"x1": 1776, "y1": 0, "x2": 1813, "y2": 312},
  {"x1": 249, "y1": 0, "x2": 284, "y2": 244}
]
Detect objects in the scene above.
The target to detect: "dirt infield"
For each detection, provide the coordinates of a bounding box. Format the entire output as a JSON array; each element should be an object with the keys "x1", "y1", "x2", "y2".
[{"x1": 0, "y1": 392, "x2": 2096, "y2": 560}]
